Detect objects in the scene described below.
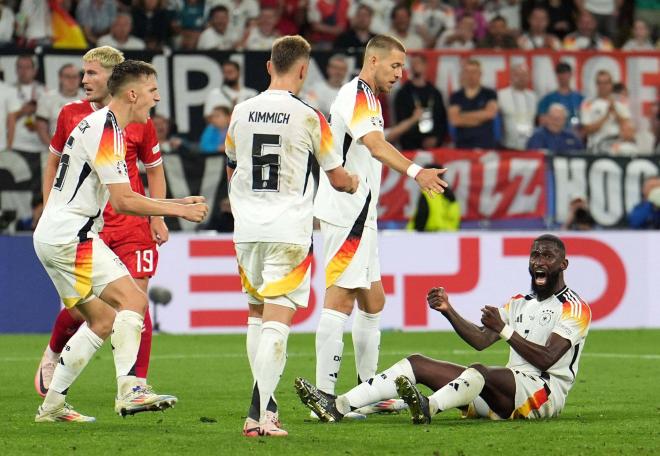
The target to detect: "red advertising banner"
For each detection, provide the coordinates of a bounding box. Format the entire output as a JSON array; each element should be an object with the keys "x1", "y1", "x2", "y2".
[{"x1": 379, "y1": 148, "x2": 547, "y2": 222}]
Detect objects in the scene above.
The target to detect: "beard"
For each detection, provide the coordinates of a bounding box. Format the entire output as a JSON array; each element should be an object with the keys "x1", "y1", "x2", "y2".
[
  {"x1": 223, "y1": 78, "x2": 238, "y2": 87},
  {"x1": 529, "y1": 267, "x2": 561, "y2": 296}
]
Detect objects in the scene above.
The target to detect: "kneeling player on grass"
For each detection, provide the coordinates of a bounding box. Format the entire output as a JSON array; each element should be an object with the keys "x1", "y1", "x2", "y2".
[
  {"x1": 296, "y1": 234, "x2": 591, "y2": 423},
  {"x1": 33, "y1": 60, "x2": 208, "y2": 422}
]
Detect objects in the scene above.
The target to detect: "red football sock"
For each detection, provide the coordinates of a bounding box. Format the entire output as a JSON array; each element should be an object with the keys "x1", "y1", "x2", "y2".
[
  {"x1": 134, "y1": 306, "x2": 153, "y2": 379},
  {"x1": 49, "y1": 308, "x2": 84, "y2": 353}
]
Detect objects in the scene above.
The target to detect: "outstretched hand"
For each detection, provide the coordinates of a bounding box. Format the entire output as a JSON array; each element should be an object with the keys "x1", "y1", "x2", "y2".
[
  {"x1": 480, "y1": 305, "x2": 505, "y2": 333},
  {"x1": 415, "y1": 168, "x2": 448, "y2": 198}
]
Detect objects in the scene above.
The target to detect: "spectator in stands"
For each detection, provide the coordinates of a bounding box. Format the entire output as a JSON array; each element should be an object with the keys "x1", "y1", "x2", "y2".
[
  {"x1": 76, "y1": 0, "x2": 117, "y2": 45},
  {"x1": 482, "y1": 0, "x2": 521, "y2": 31},
  {"x1": 478, "y1": 15, "x2": 517, "y2": 49},
  {"x1": 0, "y1": 79, "x2": 20, "y2": 152},
  {"x1": 562, "y1": 196, "x2": 596, "y2": 231},
  {"x1": 622, "y1": 19, "x2": 655, "y2": 50},
  {"x1": 211, "y1": 0, "x2": 260, "y2": 40},
  {"x1": 334, "y1": 4, "x2": 376, "y2": 50},
  {"x1": 629, "y1": 179, "x2": 660, "y2": 229},
  {"x1": 498, "y1": 64, "x2": 537, "y2": 150},
  {"x1": 200, "y1": 106, "x2": 230, "y2": 154},
  {"x1": 437, "y1": 13, "x2": 476, "y2": 49},
  {"x1": 16, "y1": 0, "x2": 52, "y2": 47},
  {"x1": 563, "y1": 10, "x2": 613, "y2": 50},
  {"x1": 35, "y1": 64, "x2": 83, "y2": 149},
  {"x1": 412, "y1": 0, "x2": 456, "y2": 49},
  {"x1": 527, "y1": 103, "x2": 583, "y2": 154},
  {"x1": 307, "y1": 0, "x2": 351, "y2": 50},
  {"x1": 581, "y1": 70, "x2": 631, "y2": 153},
  {"x1": 197, "y1": 6, "x2": 237, "y2": 50},
  {"x1": 575, "y1": 0, "x2": 619, "y2": 40},
  {"x1": 7, "y1": 55, "x2": 46, "y2": 155},
  {"x1": 262, "y1": 0, "x2": 307, "y2": 36},
  {"x1": 0, "y1": 2, "x2": 15, "y2": 47},
  {"x1": 203, "y1": 60, "x2": 258, "y2": 117},
  {"x1": 349, "y1": 0, "x2": 396, "y2": 35},
  {"x1": 455, "y1": 0, "x2": 488, "y2": 41},
  {"x1": 518, "y1": 7, "x2": 561, "y2": 50},
  {"x1": 389, "y1": 5, "x2": 425, "y2": 50},
  {"x1": 301, "y1": 55, "x2": 348, "y2": 117},
  {"x1": 153, "y1": 114, "x2": 190, "y2": 154},
  {"x1": 131, "y1": 0, "x2": 174, "y2": 50},
  {"x1": 241, "y1": 6, "x2": 281, "y2": 50},
  {"x1": 538, "y1": 62, "x2": 583, "y2": 129},
  {"x1": 448, "y1": 59, "x2": 498, "y2": 149},
  {"x1": 407, "y1": 163, "x2": 460, "y2": 232},
  {"x1": 394, "y1": 54, "x2": 447, "y2": 151},
  {"x1": 384, "y1": 106, "x2": 424, "y2": 145},
  {"x1": 171, "y1": 0, "x2": 206, "y2": 49},
  {"x1": 601, "y1": 121, "x2": 641, "y2": 156},
  {"x1": 98, "y1": 13, "x2": 146, "y2": 50},
  {"x1": 15, "y1": 193, "x2": 43, "y2": 232}
]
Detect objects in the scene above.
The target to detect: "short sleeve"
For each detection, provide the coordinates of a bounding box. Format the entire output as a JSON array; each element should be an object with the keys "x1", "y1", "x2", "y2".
[
  {"x1": 49, "y1": 106, "x2": 71, "y2": 156},
  {"x1": 138, "y1": 118, "x2": 162, "y2": 168},
  {"x1": 484, "y1": 88, "x2": 497, "y2": 103},
  {"x1": 449, "y1": 91, "x2": 460, "y2": 106},
  {"x1": 616, "y1": 101, "x2": 631, "y2": 120},
  {"x1": 553, "y1": 299, "x2": 592, "y2": 345},
  {"x1": 311, "y1": 110, "x2": 342, "y2": 171},
  {"x1": 580, "y1": 100, "x2": 592, "y2": 124},
  {"x1": 499, "y1": 298, "x2": 513, "y2": 325},
  {"x1": 225, "y1": 113, "x2": 237, "y2": 164},
  {"x1": 348, "y1": 81, "x2": 383, "y2": 140},
  {"x1": 88, "y1": 118, "x2": 130, "y2": 185},
  {"x1": 203, "y1": 88, "x2": 231, "y2": 116},
  {"x1": 35, "y1": 93, "x2": 51, "y2": 120}
]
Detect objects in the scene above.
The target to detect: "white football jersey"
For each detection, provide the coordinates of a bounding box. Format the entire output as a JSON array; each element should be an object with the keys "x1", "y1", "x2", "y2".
[
  {"x1": 499, "y1": 286, "x2": 591, "y2": 401},
  {"x1": 226, "y1": 89, "x2": 342, "y2": 244},
  {"x1": 34, "y1": 107, "x2": 129, "y2": 245},
  {"x1": 314, "y1": 77, "x2": 384, "y2": 229}
]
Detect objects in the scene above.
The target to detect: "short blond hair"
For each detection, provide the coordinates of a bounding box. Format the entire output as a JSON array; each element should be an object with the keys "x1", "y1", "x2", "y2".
[
  {"x1": 82, "y1": 46, "x2": 125, "y2": 70},
  {"x1": 365, "y1": 35, "x2": 406, "y2": 56},
  {"x1": 270, "y1": 35, "x2": 311, "y2": 74}
]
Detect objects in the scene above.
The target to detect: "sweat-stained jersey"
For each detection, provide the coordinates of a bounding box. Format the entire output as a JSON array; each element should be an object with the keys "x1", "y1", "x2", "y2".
[
  {"x1": 499, "y1": 286, "x2": 591, "y2": 401},
  {"x1": 314, "y1": 77, "x2": 384, "y2": 229},
  {"x1": 226, "y1": 89, "x2": 342, "y2": 244},
  {"x1": 49, "y1": 100, "x2": 161, "y2": 232},
  {"x1": 34, "y1": 107, "x2": 130, "y2": 245}
]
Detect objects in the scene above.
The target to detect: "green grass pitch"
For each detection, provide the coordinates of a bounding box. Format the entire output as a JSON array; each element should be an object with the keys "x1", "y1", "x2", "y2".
[{"x1": 2, "y1": 330, "x2": 659, "y2": 455}]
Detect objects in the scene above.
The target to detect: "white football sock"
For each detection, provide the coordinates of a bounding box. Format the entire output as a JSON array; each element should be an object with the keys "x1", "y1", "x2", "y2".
[
  {"x1": 352, "y1": 309, "x2": 381, "y2": 383},
  {"x1": 338, "y1": 358, "x2": 415, "y2": 414},
  {"x1": 44, "y1": 324, "x2": 103, "y2": 409},
  {"x1": 428, "y1": 367, "x2": 486, "y2": 415},
  {"x1": 111, "y1": 310, "x2": 144, "y2": 396},
  {"x1": 254, "y1": 320, "x2": 290, "y2": 422},
  {"x1": 246, "y1": 316, "x2": 262, "y2": 378},
  {"x1": 315, "y1": 308, "x2": 348, "y2": 394}
]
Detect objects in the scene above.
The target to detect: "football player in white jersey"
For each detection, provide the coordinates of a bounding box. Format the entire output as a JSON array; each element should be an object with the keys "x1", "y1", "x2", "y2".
[
  {"x1": 33, "y1": 60, "x2": 208, "y2": 423},
  {"x1": 225, "y1": 35, "x2": 358, "y2": 437},
  {"x1": 296, "y1": 234, "x2": 592, "y2": 423},
  {"x1": 312, "y1": 35, "x2": 448, "y2": 404}
]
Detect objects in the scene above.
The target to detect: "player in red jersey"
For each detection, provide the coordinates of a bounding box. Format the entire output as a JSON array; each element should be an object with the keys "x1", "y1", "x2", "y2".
[{"x1": 35, "y1": 46, "x2": 168, "y2": 396}]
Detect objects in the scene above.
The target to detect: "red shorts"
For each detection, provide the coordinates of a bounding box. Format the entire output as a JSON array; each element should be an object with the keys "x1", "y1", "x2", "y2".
[{"x1": 100, "y1": 223, "x2": 159, "y2": 279}]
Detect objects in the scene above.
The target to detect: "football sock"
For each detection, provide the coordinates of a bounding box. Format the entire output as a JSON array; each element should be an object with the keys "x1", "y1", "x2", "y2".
[
  {"x1": 246, "y1": 316, "x2": 262, "y2": 377},
  {"x1": 339, "y1": 358, "x2": 415, "y2": 414},
  {"x1": 134, "y1": 307, "x2": 153, "y2": 382},
  {"x1": 315, "y1": 308, "x2": 348, "y2": 394},
  {"x1": 49, "y1": 308, "x2": 83, "y2": 353},
  {"x1": 44, "y1": 324, "x2": 103, "y2": 409},
  {"x1": 352, "y1": 309, "x2": 381, "y2": 383},
  {"x1": 428, "y1": 367, "x2": 486, "y2": 415},
  {"x1": 253, "y1": 321, "x2": 290, "y2": 422},
  {"x1": 111, "y1": 310, "x2": 144, "y2": 396}
]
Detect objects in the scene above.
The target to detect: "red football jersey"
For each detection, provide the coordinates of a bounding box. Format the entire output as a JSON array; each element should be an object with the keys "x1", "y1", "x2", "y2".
[{"x1": 50, "y1": 100, "x2": 162, "y2": 231}]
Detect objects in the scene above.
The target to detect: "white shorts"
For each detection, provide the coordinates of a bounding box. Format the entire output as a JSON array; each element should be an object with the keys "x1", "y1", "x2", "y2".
[
  {"x1": 235, "y1": 242, "x2": 312, "y2": 310},
  {"x1": 321, "y1": 221, "x2": 380, "y2": 290},
  {"x1": 34, "y1": 237, "x2": 129, "y2": 309},
  {"x1": 465, "y1": 369, "x2": 562, "y2": 420}
]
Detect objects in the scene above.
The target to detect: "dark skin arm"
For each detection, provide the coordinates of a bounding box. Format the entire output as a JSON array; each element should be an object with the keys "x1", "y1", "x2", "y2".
[
  {"x1": 481, "y1": 305, "x2": 572, "y2": 372},
  {"x1": 428, "y1": 287, "x2": 500, "y2": 351}
]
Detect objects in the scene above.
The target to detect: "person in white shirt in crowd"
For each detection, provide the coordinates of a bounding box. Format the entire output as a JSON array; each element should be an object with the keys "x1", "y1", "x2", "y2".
[
  {"x1": 97, "y1": 13, "x2": 146, "y2": 50},
  {"x1": 482, "y1": 0, "x2": 521, "y2": 30},
  {"x1": 301, "y1": 55, "x2": 349, "y2": 118},
  {"x1": 349, "y1": 0, "x2": 397, "y2": 35},
  {"x1": 580, "y1": 70, "x2": 631, "y2": 153},
  {"x1": 575, "y1": 0, "x2": 620, "y2": 40},
  {"x1": 0, "y1": 2, "x2": 15, "y2": 47},
  {"x1": 241, "y1": 6, "x2": 281, "y2": 50},
  {"x1": 562, "y1": 10, "x2": 613, "y2": 50},
  {"x1": 203, "y1": 60, "x2": 258, "y2": 117},
  {"x1": 152, "y1": 114, "x2": 188, "y2": 154},
  {"x1": 0, "y1": 80, "x2": 21, "y2": 151},
  {"x1": 622, "y1": 19, "x2": 655, "y2": 51},
  {"x1": 437, "y1": 13, "x2": 476, "y2": 49},
  {"x1": 412, "y1": 0, "x2": 456, "y2": 49},
  {"x1": 207, "y1": 0, "x2": 259, "y2": 40},
  {"x1": 605, "y1": 121, "x2": 640, "y2": 156},
  {"x1": 498, "y1": 64, "x2": 537, "y2": 150},
  {"x1": 389, "y1": 5, "x2": 425, "y2": 50},
  {"x1": 197, "y1": 6, "x2": 238, "y2": 50},
  {"x1": 35, "y1": 64, "x2": 84, "y2": 149},
  {"x1": 7, "y1": 55, "x2": 47, "y2": 154},
  {"x1": 16, "y1": 0, "x2": 52, "y2": 47},
  {"x1": 518, "y1": 6, "x2": 561, "y2": 50}
]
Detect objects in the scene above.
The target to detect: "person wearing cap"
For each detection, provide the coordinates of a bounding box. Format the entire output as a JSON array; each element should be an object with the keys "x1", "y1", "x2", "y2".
[
  {"x1": 629, "y1": 177, "x2": 660, "y2": 229},
  {"x1": 537, "y1": 62, "x2": 583, "y2": 130}
]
